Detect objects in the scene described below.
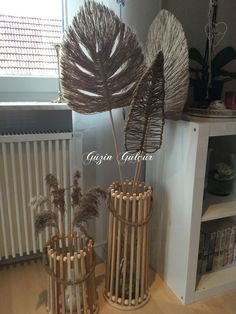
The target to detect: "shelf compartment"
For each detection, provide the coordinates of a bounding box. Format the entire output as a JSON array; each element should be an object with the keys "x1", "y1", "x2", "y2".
[
  {"x1": 202, "y1": 193, "x2": 236, "y2": 222},
  {"x1": 195, "y1": 265, "x2": 236, "y2": 301}
]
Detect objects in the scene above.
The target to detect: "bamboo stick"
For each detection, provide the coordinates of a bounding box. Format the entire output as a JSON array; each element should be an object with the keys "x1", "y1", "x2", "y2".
[
  {"x1": 122, "y1": 193, "x2": 130, "y2": 304},
  {"x1": 74, "y1": 252, "x2": 82, "y2": 314},
  {"x1": 78, "y1": 233, "x2": 82, "y2": 252},
  {"x1": 69, "y1": 234, "x2": 73, "y2": 255},
  {"x1": 88, "y1": 240, "x2": 97, "y2": 312},
  {"x1": 141, "y1": 193, "x2": 147, "y2": 300},
  {"x1": 80, "y1": 250, "x2": 88, "y2": 314},
  {"x1": 72, "y1": 232, "x2": 77, "y2": 253},
  {"x1": 60, "y1": 254, "x2": 66, "y2": 314},
  {"x1": 110, "y1": 191, "x2": 118, "y2": 298},
  {"x1": 132, "y1": 153, "x2": 143, "y2": 190},
  {"x1": 86, "y1": 242, "x2": 93, "y2": 313},
  {"x1": 145, "y1": 192, "x2": 151, "y2": 295},
  {"x1": 129, "y1": 194, "x2": 136, "y2": 305},
  {"x1": 67, "y1": 252, "x2": 73, "y2": 314},
  {"x1": 53, "y1": 252, "x2": 58, "y2": 314},
  {"x1": 123, "y1": 181, "x2": 127, "y2": 194},
  {"x1": 138, "y1": 183, "x2": 142, "y2": 195},
  {"x1": 105, "y1": 209, "x2": 113, "y2": 294},
  {"x1": 115, "y1": 192, "x2": 123, "y2": 301},
  {"x1": 48, "y1": 249, "x2": 53, "y2": 313},
  {"x1": 109, "y1": 110, "x2": 123, "y2": 185},
  {"x1": 133, "y1": 161, "x2": 139, "y2": 188},
  {"x1": 135, "y1": 194, "x2": 143, "y2": 304},
  {"x1": 82, "y1": 234, "x2": 87, "y2": 252},
  {"x1": 136, "y1": 159, "x2": 143, "y2": 185}
]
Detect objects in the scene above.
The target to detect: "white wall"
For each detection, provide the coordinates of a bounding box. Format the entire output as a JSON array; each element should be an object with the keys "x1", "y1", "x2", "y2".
[
  {"x1": 123, "y1": 0, "x2": 161, "y2": 44},
  {"x1": 162, "y1": 0, "x2": 208, "y2": 52},
  {"x1": 65, "y1": 0, "x2": 161, "y2": 43}
]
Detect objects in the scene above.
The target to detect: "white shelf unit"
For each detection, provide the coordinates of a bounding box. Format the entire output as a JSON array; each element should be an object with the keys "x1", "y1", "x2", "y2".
[{"x1": 146, "y1": 117, "x2": 236, "y2": 304}]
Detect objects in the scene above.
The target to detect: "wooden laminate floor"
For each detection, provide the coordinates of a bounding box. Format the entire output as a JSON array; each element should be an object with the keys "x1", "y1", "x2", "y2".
[{"x1": 0, "y1": 259, "x2": 236, "y2": 314}]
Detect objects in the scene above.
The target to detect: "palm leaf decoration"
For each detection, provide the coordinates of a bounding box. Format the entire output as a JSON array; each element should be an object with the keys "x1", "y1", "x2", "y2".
[
  {"x1": 61, "y1": 0, "x2": 144, "y2": 114},
  {"x1": 125, "y1": 52, "x2": 165, "y2": 154},
  {"x1": 145, "y1": 10, "x2": 189, "y2": 117}
]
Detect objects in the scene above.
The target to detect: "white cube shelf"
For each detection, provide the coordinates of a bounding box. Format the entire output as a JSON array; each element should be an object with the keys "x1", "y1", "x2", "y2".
[{"x1": 146, "y1": 116, "x2": 236, "y2": 304}]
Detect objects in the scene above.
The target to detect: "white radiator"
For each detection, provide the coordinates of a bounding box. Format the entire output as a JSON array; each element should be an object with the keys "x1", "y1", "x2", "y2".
[{"x1": 0, "y1": 132, "x2": 79, "y2": 261}]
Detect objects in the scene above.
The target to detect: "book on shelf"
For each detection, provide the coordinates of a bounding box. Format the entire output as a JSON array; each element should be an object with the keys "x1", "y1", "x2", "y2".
[
  {"x1": 212, "y1": 230, "x2": 221, "y2": 271},
  {"x1": 206, "y1": 231, "x2": 216, "y2": 272},
  {"x1": 233, "y1": 238, "x2": 236, "y2": 264},
  {"x1": 198, "y1": 218, "x2": 236, "y2": 274},
  {"x1": 223, "y1": 227, "x2": 232, "y2": 266},
  {"x1": 228, "y1": 226, "x2": 236, "y2": 265}
]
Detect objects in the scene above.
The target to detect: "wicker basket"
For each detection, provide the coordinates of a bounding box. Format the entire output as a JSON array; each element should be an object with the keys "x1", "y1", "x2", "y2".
[
  {"x1": 104, "y1": 180, "x2": 152, "y2": 310},
  {"x1": 45, "y1": 233, "x2": 98, "y2": 314}
]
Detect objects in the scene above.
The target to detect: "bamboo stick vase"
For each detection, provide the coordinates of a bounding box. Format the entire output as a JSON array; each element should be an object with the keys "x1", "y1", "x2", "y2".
[
  {"x1": 45, "y1": 232, "x2": 98, "y2": 314},
  {"x1": 104, "y1": 180, "x2": 152, "y2": 310}
]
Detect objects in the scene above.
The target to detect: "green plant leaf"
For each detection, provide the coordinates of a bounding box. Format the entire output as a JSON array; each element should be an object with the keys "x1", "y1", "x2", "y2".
[
  {"x1": 212, "y1": 47, "x2": 236, "y2": 74},
  {"x1": 189, "y1": 48, "x2": 205, "y2": 66},
  {"x1": 190, "y1": 67, "x2": 202, "y2": 73},
  {"x1": 216, "y1": 77, "x2": 233, "y2": 83},
  {"x1": 189, "y1": 78, "x2": 197, "y2": 87},
  {"x1": 218, "y1": 69, "x2": 236, "y2": 80}
]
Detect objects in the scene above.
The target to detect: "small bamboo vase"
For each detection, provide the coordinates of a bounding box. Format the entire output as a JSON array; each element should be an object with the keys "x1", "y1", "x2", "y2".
[
  {"x1": 45, "y1": 233, "x2": 98, "y2": 314},
  {"x1": 104, "y1": 180, "x2": 152, "y2": 310}
]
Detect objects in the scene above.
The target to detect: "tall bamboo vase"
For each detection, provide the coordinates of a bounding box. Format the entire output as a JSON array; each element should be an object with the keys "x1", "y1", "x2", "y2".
[{"x1": 104, "y1": 181, "x2": 152, "y2": 310}]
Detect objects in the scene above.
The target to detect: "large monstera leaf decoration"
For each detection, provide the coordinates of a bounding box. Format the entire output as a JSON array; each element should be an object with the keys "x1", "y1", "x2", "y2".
[
  {"x1": 145, "y1": 9, "x2": 189, "y2": 117},
  {"x1": 125, "y1": 52, "x2": 165, "y2": 154},
  {"x1": 61, "y1": 0, "x2": 144, "y2": 114}
]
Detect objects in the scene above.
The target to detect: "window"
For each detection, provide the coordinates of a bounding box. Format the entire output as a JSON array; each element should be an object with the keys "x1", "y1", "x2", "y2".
[
  {"x1": 0, "y1": 15, "x2": 62, "y2": 76},
  {"x1": 0, "y1": 0, "x2": 63, "y2": 101}
]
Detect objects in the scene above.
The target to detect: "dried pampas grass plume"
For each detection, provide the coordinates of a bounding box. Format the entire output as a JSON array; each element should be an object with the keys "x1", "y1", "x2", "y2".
[
  {"x1": 45, "y1": 173, "x2": 65, "y2": 216},
  {"x1": 32, "y1": 171, "x2": 106, "y2": 238},
  {"x1": 73, "y1": 187, "x2": 106, "y2": 229},
  {"x1": 45, "y1": 173, "x2": 58, "y2": 190},
  {"x1": 35, "y1": 210, "x2": 58, "y2": 234},
  {"x1": 71, "y1": 171, "x2": 82, "y2": 207},
  {"x1": 29, "y1": 195, "x2": 47, "y2": 211}
]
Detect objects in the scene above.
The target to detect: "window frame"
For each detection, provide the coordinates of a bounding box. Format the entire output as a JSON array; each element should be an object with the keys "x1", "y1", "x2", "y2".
[
  {"x1": 0, "y1": 0, "x2": 121, "y2": 102},
  {"x1": 0, "y1": 0, "x2": 66, "y2": 102},
  {"x1": 0, "y1": 76, "x2": 59, "y2": 102}
]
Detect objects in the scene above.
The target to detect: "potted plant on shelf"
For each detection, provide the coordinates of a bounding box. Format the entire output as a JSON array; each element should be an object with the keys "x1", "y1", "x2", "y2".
[
  {"x1": 189, "y1": 0, "x2": 236, "y2": 106},
  {"x1": 30, "y1": 170, "x2": 106, "y2": 314},
  {"x1": 207, "y1": 161, "x2": 236, "y2": 196},
  {"x1": 189, "y1": 46, "x2": 236, "y2": 104}
]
